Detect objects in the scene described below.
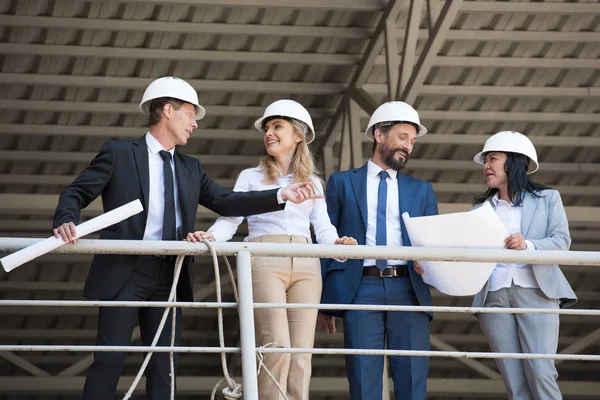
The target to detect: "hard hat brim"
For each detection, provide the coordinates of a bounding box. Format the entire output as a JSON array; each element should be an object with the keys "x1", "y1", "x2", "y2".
[
  {"x1": 254, "y1": 115, "x2": 315, "y2": 144},
  {"x1": 364, "y1": 121, "x2": 427, "y2": 140},
  {"x1": 473, "y1": 150, "x2": 539, "y2": 174},
  {"x1": 139, "y1": 100, "x2": 206, "y2": 121}
]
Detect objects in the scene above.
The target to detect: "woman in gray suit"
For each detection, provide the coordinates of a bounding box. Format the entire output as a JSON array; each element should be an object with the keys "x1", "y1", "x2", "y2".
[{"x1": 471, "y1": 131, "x2": 577, "y2": 400}]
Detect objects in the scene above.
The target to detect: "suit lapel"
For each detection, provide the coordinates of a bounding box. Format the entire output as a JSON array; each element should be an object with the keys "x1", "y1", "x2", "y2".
[
  {"x1": 520, "y1": 192, "x2": 538, "y2": 237},
  {"x1": 132, "y1": 136, "x2": 150, "y2": 214},
  {"x1": 350, "y1": 164, "x2": 369, "y2": 230},
  {"x1": 397, "y1": 173, "x2": 414, "y2": 246},
  {"x1": 174, "y1": 152, "x2": 192, "y2": 234}
]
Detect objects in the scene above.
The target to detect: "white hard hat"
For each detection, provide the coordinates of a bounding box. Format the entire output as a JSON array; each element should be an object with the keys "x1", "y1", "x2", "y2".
[
  {"x1": 139, "y1": 76, "x2": 206, "y2": 120},
  {"x1": 365, "y1": 101, "x2": 427, "y2": 140},
  {"x1": 254, "y1": 99, "x2": 316, "y2": 144},
  {"x1": 473, "y1": 131, "x2": 539, "y2": 174}
]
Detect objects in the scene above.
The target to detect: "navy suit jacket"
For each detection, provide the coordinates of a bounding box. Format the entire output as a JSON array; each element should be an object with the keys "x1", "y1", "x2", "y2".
[
  {"x1": 320, "y1": 163, "x2": 439, "y2": 318},
  {"x1": 54, "y1": 135, "x2": 283, "y2": 302}
]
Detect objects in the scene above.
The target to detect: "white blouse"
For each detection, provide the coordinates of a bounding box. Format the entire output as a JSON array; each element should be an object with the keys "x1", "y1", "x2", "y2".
[
  {"x1": 208, "y1": 167, "x2": 339, "y2": 244},
  {"x1": 488, "y1": 193, "x2": 538, "y2": 291}
]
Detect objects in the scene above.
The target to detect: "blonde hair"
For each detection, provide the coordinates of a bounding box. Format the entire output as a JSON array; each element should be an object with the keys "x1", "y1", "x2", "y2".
[{"x1": 259, "y1": 119, "x2": 320, "y2": 185}]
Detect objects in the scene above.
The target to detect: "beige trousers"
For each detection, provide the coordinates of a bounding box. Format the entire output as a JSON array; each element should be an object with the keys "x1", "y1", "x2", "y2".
[{"x1": 249, "y1": 234, "x2": 322, "y2": 400}]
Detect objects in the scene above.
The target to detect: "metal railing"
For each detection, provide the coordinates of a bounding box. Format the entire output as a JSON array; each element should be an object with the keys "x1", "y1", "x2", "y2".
[{"x1": 1, "y1": 238, "x2": 599, "y2": 399}]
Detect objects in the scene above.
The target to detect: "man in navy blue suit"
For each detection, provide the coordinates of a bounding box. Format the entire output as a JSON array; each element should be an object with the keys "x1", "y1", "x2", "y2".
[{"x1": 318, "y1": 101, "x2": 438, "y2": 399}]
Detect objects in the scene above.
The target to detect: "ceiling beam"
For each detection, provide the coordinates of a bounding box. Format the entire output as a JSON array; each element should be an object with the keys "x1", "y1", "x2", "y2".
[
  {"x1": 0, "y1": 352, "x2": 50, "y2": 377},
  {"x1": 461, "y1": 1, "x2": 600, "y2": 14},
  {"x1": 0, "y1": 124, "x2": 262, "y2": 140},
  {"x1": 1, "y1": 72, "x2": 597, "y2": 99},
  {"x1": 3, "y1": 15, "x2": 598, "y2": 43},
  {"x1": 409, "y1": 56, "x2": 600, "y2": 69},
  {"x1": 430, "y1": 335, "x2": 501, "y2": 380},
  {"x1": 95, "y1": 0, "x2": 384, "y2": 10},
  {"x1": 1, "y1": 376, "x2": 600, "y2": 396},
  {"x1": 417, "y1": 134, "x2": 600, "y2": 148},
  {"x1": 0, "y1": 328, "x2": 585, "y2": 349},
  {"x1": 365, "y1": 84, "x2": 600, "y2": 98},
  {"x1": 0, "y1": 194, "x2": 598, "y2": 223},
  {"x1": 0, "y1": 43, "x2": 358, "y2": 66},
  {"x1": 0, "y1": 100, "x2": 335, "y2": 118},
  {"x1": 0, "y1": 150, "x2": 259, "y2": 165},
  {"x1": 0, "y1": 73, "x2": 346, "y2": 95},
  {"x1": 556, "y1": 327, "x2": 600, "y2": 366},
  {"x1": 320, "y1": 0, "x2": 404, "y2": 151},
  {"x1": 2, "y1": 43, "x2": 597, "y2": 70},
  {"x1": 2, "y1": 101, "x2": 597, "y2": 124},
  {"x1": 400, "y1": 0, "x2": 463, "y2": 104},
  {"x1": 0, "y1": 15, "x2": 370, "y2": 39},
  {"x1": 2, "y1": 125, "x2": 599, "y2": 148},
  {"x1": 4, "y1": 150, "x2": 600, "y2": 174}
]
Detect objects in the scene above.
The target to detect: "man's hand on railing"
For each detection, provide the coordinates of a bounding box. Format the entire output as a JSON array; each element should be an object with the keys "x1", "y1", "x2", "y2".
[
  {"x1": 413, "y1": 261, "x2": 424, "y2": 275},
  {"x1": 185, "y1": 231, "x2": 215, "y2": 242},
  {"x1": 333, "y1": 236, "x2": 358, "y2": 245},
  {"x1": 53, "y1": 222, "x2": 78, "y2": 244},
  {"x1": 316, "y1": 313, "x2": 336, "y2": 335}
]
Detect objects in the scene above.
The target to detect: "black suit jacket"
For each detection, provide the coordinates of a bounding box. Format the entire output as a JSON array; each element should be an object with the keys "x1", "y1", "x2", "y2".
[{"x1": 54, "y1": 135, "x2": 283, "y2": 301}]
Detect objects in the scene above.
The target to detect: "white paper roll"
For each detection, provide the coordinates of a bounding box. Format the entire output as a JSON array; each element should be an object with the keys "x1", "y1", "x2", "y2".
[{"x1": 1, "y1": 199, "x2": 144, "y2": 272}]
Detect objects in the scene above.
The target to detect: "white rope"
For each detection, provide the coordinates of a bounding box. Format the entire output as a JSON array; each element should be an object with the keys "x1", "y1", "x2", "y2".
[
  {"x1": 203, "y1": 240, "x2": 242, "y2": 400},
  {"x1": 122, "y1": 254, "x2": 185, "y2": 400},
  {"x1": 256, "y1": 342, "x2": 290, "y2": 400},
  {"x1": 203, "y1": 241, "x2": 289, "y2": 400}
]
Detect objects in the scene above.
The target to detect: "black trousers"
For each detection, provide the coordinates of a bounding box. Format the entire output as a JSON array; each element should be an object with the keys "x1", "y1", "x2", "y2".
[{"x1": 82, "y1": 256, "x2": 182, "y2": 400}]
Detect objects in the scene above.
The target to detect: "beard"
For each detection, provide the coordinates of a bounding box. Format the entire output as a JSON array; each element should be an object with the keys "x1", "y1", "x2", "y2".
[{"x1": 379, "y1": 142, "x2": 409, "y2": 171}]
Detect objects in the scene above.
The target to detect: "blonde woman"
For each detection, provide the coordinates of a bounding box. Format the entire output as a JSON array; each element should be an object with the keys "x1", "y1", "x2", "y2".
[{"x1": 187, "y1": 99, "x2": 357, "y2": 400}]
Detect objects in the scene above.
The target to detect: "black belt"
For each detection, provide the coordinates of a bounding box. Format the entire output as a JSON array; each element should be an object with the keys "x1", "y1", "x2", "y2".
[
  {"x1": 363, "y1": 266, "x2": 408, "y2": 278},
  {"x1": 158, "y1": 255, "x2": 177, "y2": 263}
]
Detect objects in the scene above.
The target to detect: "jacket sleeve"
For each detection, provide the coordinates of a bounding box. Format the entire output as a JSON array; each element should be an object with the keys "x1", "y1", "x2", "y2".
[
  {"x1": 529, "y1": 190, "x2": 571, "y2": 251},
  {"x1": 424, "y1": 182, "x2": 439, "y2": 216},
  {"x1": 196, "y1": 161, "x2": 284, "y2": 217},
  {"x1": 53, "y1": 141, "x2": 115, "y2": 228}
]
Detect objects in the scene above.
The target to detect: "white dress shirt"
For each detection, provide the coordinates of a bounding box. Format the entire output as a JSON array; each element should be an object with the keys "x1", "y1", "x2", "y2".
[
  {"x1": 208, "y1": 167, "x2": 339, "y2": 244},
  {"x1": 488, "y1": 193, "x2": 538, "y2": 291},
  {"x1": 142, "y1": 133, "x2": 183, "y2": 241},
  {"x1": 363, "y1": 160, "x2": 406, "y2": 267}
]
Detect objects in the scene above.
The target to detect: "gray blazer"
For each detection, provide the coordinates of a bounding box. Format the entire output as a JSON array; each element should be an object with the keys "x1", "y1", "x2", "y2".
[{"x1": 472, "y1": 189, "x2": 577, "y2": 309}]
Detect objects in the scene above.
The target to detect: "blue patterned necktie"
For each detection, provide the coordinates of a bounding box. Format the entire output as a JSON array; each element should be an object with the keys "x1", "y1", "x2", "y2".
[{"x1": 376, "y1": 170, "x2": 389, "y2": 271}]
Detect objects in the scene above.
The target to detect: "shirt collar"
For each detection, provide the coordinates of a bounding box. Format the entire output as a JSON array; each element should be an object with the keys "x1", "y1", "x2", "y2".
[
  {"x1": 367, "y1": 159, "x2": 397, "y2": 181},
  {"x1": 491, "y1": 192, "x2": 520, "y2": 207},
  {"x1": 145, "y1": 132, "x2": 175, "y2": 157}
]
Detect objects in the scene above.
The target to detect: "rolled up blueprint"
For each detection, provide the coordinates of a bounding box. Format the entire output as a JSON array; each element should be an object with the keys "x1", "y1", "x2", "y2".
[{"x1": 1, "y1": 199, "x2": 144, "y2": 272}]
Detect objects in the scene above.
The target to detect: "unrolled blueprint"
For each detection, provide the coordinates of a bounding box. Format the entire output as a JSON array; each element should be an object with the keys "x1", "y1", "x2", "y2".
[{"x1": 402, "y1": 202, "x2": 507, "y2": 296}]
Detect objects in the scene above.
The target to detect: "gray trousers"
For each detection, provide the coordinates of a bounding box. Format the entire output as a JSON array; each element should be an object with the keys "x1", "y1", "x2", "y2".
[{"x1": 478, "y1": 284, "x2": 562, "y2": 400}]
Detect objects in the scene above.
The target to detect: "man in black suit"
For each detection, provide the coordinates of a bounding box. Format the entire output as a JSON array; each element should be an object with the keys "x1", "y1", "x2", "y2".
[{"x1": 53, "y1": 76, "x2": 319, "y2": 400}]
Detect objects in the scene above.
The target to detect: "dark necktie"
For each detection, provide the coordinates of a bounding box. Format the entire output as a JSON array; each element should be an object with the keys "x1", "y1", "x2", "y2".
[
  {"x1": 159, "y1": 150, "x2": 176, "y2": 241},
  {"x1": 376, "y1": 170, "x2": 389, "y2": 271}
]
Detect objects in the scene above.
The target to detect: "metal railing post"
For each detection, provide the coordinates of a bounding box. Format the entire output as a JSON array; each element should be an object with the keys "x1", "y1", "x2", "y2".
[{"x1": 236, "y1": 249, "x2": 259, "y2": 399}]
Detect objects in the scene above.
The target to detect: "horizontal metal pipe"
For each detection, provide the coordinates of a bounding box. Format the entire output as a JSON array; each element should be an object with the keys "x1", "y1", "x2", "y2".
[
  {"x1": 0, "y1": 345, "x2": 598, "y2": 361},
  {"x1": 1, "y1": 238, "x2": 599, "y2": 266},
  {"x1": 0, "y1": 300, "x2": 599, "y2": 316}
]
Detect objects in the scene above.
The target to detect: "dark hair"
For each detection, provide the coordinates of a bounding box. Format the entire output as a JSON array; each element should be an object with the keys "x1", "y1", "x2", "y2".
[
  {"x1": 148, "y1": 97, "x2": 185, "y2": 126},
  {"x1": 473, "y1": 152, "x2": 550, "y2": 206},
  {"x1": 371, "y1": 121, "x2": 419, "y2": 153}
]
